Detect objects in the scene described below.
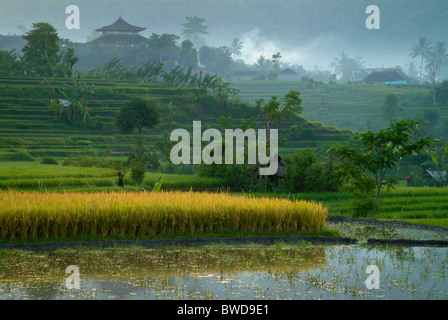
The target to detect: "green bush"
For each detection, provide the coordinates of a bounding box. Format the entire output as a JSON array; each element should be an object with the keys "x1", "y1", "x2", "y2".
[
  {"x1": 127, "y1": 147, "x2": 160, "y2": 171},
  {"x1": 350, "y1": 197, "x2": 375, "y2": 218},
  {"x1": 62, "y1": 156, "x2": 95, "y2": 167},
  {"x1": 96, "y1": 159, "x2": 127, "y2": 172},
  {"x1": 283, "y1": 148, "x2": 338, "y2": 192},
  {"x1": 1, "y1": 149, "x2": 35, "y2": 161},
  {"x1": 130, "y1": 158, "x2": 147, "y2": 185},
  {"x1": 40, "y1": 157, "x2": 59, "y2": 165},
  {"x1": 197, "y1": 163, "x2": 250, "y2": 191}
]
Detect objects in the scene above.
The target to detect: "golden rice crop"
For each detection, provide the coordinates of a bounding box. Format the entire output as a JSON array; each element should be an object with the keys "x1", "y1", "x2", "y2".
[{"x1": 0, "y1": 190, "x2": 328, "y2": 239}]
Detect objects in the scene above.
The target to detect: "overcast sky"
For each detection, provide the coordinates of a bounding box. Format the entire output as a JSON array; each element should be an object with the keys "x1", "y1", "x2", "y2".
[{"x1": 1, "y1": 0, "x2": 446, "y2": 70}]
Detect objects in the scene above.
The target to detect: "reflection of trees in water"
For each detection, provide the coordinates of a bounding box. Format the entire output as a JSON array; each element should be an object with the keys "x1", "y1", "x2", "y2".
[
  {"x1": 0, "y1": 246, "x2": 327, "y2": 298},
  {"x1": 2, "y1": 246, "x2": 447, "y2": 300},
  {"x1": 0, "y1": 245, "x2": 326, "y2": 277},
  {"x1": 21, "y1": 283, "x2": 60, "y2": 300}
]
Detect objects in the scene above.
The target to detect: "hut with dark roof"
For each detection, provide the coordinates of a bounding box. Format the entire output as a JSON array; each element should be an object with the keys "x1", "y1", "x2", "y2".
[
  {"x1": 362, "y1": 68, "x2": 418, "y2": 84},
  {"x1": 278, "y1": 68, "x2": 298, "y2": 80},
  {"x1": 232, "y1": 70, "x2": 259, "y2": 80},
  {"x1": 249, "y1": 154, "x2": 288, "y2": 185},
  {"x1": 90, "y1": 17, "x2": 147, "y2": 47}
]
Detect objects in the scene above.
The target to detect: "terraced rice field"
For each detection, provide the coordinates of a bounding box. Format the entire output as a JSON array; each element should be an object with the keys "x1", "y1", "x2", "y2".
[
  {"x1": 232, "y1": 80, "x2": 441, "y2": 135},
  {"x1": 247, "y1": 187, "x2": 448, "y2": 226},
  {"x1": 0, "y1": 76, "x2": 352, "y2": 162}
]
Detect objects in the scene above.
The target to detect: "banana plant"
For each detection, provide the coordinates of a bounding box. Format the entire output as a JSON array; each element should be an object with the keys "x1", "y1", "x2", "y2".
[{"x1": 152, "y1": 177, "x2": 163, "y2": 192}]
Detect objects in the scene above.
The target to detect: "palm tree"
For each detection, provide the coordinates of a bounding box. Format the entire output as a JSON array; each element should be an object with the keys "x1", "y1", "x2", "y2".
[
  {"x1": 427, "y1": 41, "x2": 448, "y2": 80},
  {"x1": 230, "y1": 38, "x2": 243, "y2": 60},
  {"x1": 406, "y1": 61, "x2": 417, "y2": 79},
  {"x1": 409, "y1": 36, "x2": 432, "y2": 81},
  {"x1": 166, "y1": 101, "x2": 178, "y2": 117},
  {"x1": 425, "y1": 41, "x2": 448, "y2": 105},
  {"x1": 181, "y1": 16, "x2": 208, "y2": 47},
  {"x1": 331, "y1": 52, "x2": 363, "y2": 82}
]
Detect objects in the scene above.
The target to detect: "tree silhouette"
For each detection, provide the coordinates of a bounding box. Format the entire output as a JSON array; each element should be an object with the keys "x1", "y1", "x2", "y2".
[
  {"x1": 331, "y1": 52, "x2": 364, "y2": 83},
  {"x1": 380, "y1": 93, "x2": 400, "y2": 123},
  {"x1": 177, "y1": 40, "x2": 198, "y2": 69},
  {"x1": 230, "y1": 38, "x2": 243, "y2": 60},
  {"x1": 115, "y1": 99, "x2": 160, "y2": 149},
  {"x1": 427, "y1": 41, "x2": 448, "y2": 80},
  {"x1": 409, "y1": 36, "x2": 432, "y2": 80},
  {"x1": 22, "y1": 22, "x2": 61, "y2": 76},
  {"x1": 425, "y1": 41, "x2": 448, "y2": 104},
  {"x1": 181, "y1": 16, "x2": 208, "y2": 47}
]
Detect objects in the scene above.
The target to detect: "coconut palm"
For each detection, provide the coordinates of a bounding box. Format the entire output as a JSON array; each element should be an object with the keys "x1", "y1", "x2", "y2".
[
  {"x1": 427, "y1": 41, "x2": 448, "y2": 80},
  {"x1": 406, "y1": 61, "x2": 417, "y2": 79},
  {"x1": 409, "y1": 36, "x2": 432, "y2": 80},
  {"x1": 424, "y1": 42, "x2": 448, "y2": 105},
  {"x1": 181, "y1": 16, "x2": 208, "y2": 47},
  {"x1": 230, "y1": 38, "x2": 243, "y2": 60},
  {"x1": 331, "y1": 52, "x2": 363, "y2": 82}
]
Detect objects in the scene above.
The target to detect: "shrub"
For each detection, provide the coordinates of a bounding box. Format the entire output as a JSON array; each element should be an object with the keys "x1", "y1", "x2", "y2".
[
  {"x1": 130, "y1": 158, "x2": 147, "y2": 185},
  {"x1": 197, "y1": 163, "x2": 250, "y2": 191},
  {"x1": 127, "y1": 146, "x2": 160, "y2": 171},
  {"x1": 96, "y1": 159, "x2": 127, "y2": 172},
  {"x1": 423, "y1": 109, "x2": 440, "y2": 126},
  {"x1": 284, "y1": 148, "x2": 338, "y2": 192},
  {"x1": 350, "y1": 197, "x2": 375, "y2": 218},
  {"x1": 62, "y1": 156, "x2": 95, "y2": 167},
  {"x1": 129, "y1": 150, "x2": 148, "y2": 185},
  {"x1": 40, "y1": 157, "x2": 59, "y2": 165},
  {"x1": 1, "y1": 149, "x2": 35, "y2": 161}
]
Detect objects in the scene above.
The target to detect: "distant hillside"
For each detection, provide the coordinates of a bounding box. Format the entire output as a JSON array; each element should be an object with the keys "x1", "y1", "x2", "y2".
[
  {"x1": 0, "y1": 76, "x2": 352, "y2": 161},
  {"x1": 232, "y1": 80, "x2": 447, "y2": 137},
  {"x1": 0, "y1": 35, "x2": 25, "y2": 52}
]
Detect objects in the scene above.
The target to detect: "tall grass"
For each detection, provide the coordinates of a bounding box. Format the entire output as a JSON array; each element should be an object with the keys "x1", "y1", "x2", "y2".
[{"x1": 0, "y1": 191, "x2": 327, "y2": 240}]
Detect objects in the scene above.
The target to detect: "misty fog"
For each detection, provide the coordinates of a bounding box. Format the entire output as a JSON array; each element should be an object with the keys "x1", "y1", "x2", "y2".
[{"x1": 1, "y1": 0, "x2": 447, "y2": 71}]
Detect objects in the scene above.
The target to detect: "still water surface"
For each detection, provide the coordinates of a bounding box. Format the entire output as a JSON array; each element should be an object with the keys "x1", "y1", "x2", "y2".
[{"x1": 1, "y1": 243, "x2": 447, "y2": 300}]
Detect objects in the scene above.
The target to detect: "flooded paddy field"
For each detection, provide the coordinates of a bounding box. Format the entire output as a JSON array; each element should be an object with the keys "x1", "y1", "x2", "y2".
[
  {"x1": 327, "y1": 222, "x2": 448, "y2": 242},
  {"x1": 0, "y1": 243, "x2": 447, "y2": 300},
  {"x1": 1, "y1": 221, "x2": 447, "y2": 300}
]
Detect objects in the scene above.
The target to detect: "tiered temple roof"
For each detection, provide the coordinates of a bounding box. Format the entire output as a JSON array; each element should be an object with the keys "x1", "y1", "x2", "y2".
[{"x1": 91, "y1": 17, "x2": 147, "y2": 46}]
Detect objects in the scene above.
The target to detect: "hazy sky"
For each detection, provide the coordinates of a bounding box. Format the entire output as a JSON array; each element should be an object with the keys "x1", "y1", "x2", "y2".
[{"x1": 1, "y1": 0, "x2": 446, "y2": 70}]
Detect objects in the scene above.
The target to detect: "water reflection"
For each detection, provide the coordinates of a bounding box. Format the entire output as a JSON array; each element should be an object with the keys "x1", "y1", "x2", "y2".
[{"x1": 0, "y1": 245, "x2": 447, "y2": 300}]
